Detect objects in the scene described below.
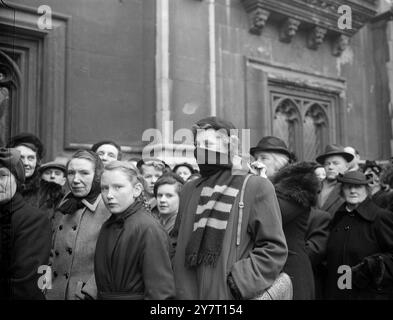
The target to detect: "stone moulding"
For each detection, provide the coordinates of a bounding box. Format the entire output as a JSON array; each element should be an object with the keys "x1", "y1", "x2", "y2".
[{"x1": 241, "y1": 0, "x2": 379, "y2": 37}]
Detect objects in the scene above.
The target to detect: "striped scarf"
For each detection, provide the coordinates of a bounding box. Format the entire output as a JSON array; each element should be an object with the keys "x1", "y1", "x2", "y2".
[{"x1": 185, "y1": 169, "x2": 243, "y2": 267}]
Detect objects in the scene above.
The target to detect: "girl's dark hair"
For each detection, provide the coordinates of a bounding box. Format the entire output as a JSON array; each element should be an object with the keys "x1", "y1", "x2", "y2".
[
  {"x1": 91, "y1": 140, "x2": 122, "y2": 160},
  {"x1": 153, "y1": 172, "x2": 184, "y2": 198}
]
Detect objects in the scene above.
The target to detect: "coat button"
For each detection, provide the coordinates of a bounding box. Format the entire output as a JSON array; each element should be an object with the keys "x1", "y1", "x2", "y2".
[
  {"x1": 72, "y1": 225, "x2": 77, "y2": 231},
  {"x1": 344, "y1": 226, "x2": 350, "y2": 231},
  {"x1": 64, "y1": 272, "x2": 69, "y2": 279},
  {"x1": 66, "y1": 247, "x2": 72, "y2": 255},
  {"x1": 55, "y1": 250, "x2": 59, "y2": 256},
  {"x1": 59, "y1": 225, "x2": 63, "y2": 231},
  {"x1": 53, "y1": 271, "x2": 58, "y2": 278}
]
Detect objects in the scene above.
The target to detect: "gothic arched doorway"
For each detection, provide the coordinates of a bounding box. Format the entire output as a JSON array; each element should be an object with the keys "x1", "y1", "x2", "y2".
[{"x1": 0, "y1": 50, "x2": 21, "y2": 146}]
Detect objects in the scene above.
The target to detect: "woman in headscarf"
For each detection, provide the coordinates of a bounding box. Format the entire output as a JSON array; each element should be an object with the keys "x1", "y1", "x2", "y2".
[
  {"x1": 249, "y1": 137, "x2": 320, "y2": 300},
  {"x1": 46, "y1": 150, "x2": 111, "y2": 300},
  {"x1": 325, "y1": 171, "x2": 393, "y2": 300}
]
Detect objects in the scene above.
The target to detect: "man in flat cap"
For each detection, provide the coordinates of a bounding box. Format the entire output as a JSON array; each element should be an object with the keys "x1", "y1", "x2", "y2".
[{"x1": 38, "y1": 157, "x2": 68, "y2": 220}]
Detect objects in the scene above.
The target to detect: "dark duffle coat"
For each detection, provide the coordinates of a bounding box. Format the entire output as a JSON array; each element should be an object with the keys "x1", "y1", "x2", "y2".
[
  {"x1": 0, "y1": 193, "x2": 51, "y2": 300},
  {"x1": 173, "y1": 174, "x2": 288, "y2": 300},
  {"x1": 94, "y1": 201, "x2": 176, "y2": 300},
  {"x1": 272, "y1": 162, "x2": 320, "y2": 300},
  {"x1": 326, "y1": 198, "x2": 393, "y2": 300},
  {"x1": 46, "y1": 194, "x2": 110, "y2": 300}
]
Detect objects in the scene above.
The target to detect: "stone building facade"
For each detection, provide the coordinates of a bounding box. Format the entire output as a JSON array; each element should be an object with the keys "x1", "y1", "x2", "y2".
[{"x1": 0, "y1": 0, "x2": 392, "y2": 164}]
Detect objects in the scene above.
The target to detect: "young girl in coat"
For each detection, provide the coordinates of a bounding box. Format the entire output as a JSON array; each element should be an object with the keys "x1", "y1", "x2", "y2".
[{"x1": 95, "y1": 161, "x2": 175, "y2": 300}]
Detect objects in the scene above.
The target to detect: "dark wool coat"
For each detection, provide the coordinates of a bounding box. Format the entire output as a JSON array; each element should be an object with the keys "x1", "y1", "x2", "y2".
[
  {"x1": 306, "y1": 207, "x2": 331, "y2": 267},
  {"x1": 38, "y1": 180, "x2": 65, "y2": 222},
  {"x1": 94, "y1": 202, "x2": 175, "y2": 300},
  {"x1": 173, "y1": 174, "x2": 288, "y2": 300},
  {"x1": 20, "y1": 173, "x2": 41, "y2": 208},
  {"x1": 272, "y1": 162, "x2": 320, "y2": 300},
  {"x1": 0, "y1": 193, "x2": 51, "y2": 300},
  {"x1": 318, "y1": 182, "x2": 344, "y2": 217},
  {"x1": 305, "y1": 207, "x2": 331, "y2": 299},
  {"x1": 326, "y1": 198, "x2": 393, "y2": 300},
  {"x1": 372, "y1": 188, "x2": 393, "y2": 212},
  {"x1": 38, "y1": 180, "x2": 65, "y2": 210}
]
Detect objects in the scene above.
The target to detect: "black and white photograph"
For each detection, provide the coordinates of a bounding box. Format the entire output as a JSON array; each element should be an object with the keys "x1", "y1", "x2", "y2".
[{"x1": 1, "y1": 0, "x2": 393, "y2": 312}]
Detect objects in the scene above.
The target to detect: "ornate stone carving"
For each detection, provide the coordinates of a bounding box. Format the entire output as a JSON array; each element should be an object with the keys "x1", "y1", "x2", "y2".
[
  {"x1": 307, "y1": 26, "x2": 327, "y2": 50},
  {"x1": 332, "y1": 34, "x2": 350, "y2": 56},
  {"x1": 280, "y1": 18, "x2": 301, "y2": 43},
  {"x1": 248, "y1": 8, "x2": 270, "y2": 35},
  {"x1": 241, "y1": 0, "x2": 379, "y2": 37}
]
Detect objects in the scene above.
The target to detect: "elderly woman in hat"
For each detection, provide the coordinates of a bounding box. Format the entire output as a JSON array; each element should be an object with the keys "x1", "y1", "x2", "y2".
[
  {"x1": 325, "y1": 171, "x2": 393, "y2": 300},
  {"x1": 6, "y1": 133, "x2": 45, "y2": 207},
  {"x1": 0, "y1": 148, "x2": 51, "y2": 299},
  {"x1": 47, "y1": 150, "x2": 111, "y2": 300},
  {"x1": 250, "y1": 137, "x2": 320, "y2": 300}
]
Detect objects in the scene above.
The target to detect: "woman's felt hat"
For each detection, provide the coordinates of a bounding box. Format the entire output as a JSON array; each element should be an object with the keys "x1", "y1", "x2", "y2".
[{"x1": 337, "y1": 171, "x2": 371, "y2": 185}]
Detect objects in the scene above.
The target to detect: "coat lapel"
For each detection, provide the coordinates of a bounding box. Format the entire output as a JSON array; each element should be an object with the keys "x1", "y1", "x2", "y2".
[{"x1": 321, "y1": 183, "x2": 344, "y2": 215}]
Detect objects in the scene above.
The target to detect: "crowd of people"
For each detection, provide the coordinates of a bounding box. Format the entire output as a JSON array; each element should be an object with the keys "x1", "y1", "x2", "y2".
[{"x1": 1, "y1": 116, "x2": 393, "y2": 300}]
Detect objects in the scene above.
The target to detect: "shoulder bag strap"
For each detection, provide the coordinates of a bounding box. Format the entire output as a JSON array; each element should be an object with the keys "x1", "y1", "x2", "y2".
[{"x1": 236, "y1": 174, "x2": 253, "y2": 246}]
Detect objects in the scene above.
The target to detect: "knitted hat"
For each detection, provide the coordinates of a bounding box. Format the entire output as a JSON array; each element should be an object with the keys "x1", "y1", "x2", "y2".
[{"x1": 0, "y1": 148, "x2": 26, "y2": 183}]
